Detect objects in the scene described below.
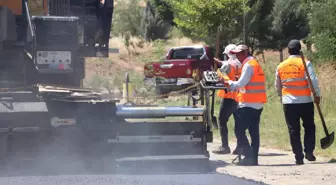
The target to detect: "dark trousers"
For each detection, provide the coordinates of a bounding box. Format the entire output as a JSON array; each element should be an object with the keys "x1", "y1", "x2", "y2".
[
  {"x1": 235, "y1": 107, "x2": 263, "y2": 161},
  {"x1": 283, "y1": 102, "x2": 316, "y2": 160},
  {"x1": 218, "y1": 98, "x2": 238, "y2": 148}
]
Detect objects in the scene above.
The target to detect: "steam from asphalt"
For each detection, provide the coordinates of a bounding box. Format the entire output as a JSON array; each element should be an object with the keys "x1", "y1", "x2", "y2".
[
  {"x1": 3, "y1": 130, "x2": 98, "y2": 176},
  {"x1": 1, "y1": 119, "x2": 208, "y2": 176},
  {"x1": 0, "y1": 123, "x2": 266, "y2": 185},
  {"x1": 1, "y1": 101, "x2": 208, "y2": 176}
]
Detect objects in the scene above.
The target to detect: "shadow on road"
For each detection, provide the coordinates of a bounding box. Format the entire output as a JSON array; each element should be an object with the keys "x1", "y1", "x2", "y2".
[
  {"x1": 259, "y1": 161, "x2": 329, "y2": 167},
  {"x1": 258, "y1": 153, "x2": 288, "y2": 157}
]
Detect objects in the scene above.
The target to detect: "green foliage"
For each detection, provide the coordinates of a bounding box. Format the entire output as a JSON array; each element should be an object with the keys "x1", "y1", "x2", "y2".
[
  {"x1": 152, "y1": 39, "x2": 166, "y2": 57},
  {"x1": 309, "y1": 0, "x2": 336, "y2": 61},
  {"x1": 149, "y1": 0, "x2": 175, "y2": 25},
  {"x1": 112, "y1": 0, "x2": 143, "y2": 38},
  {"x1": 170, "y1": 0, "x2": 248, "y2": 46},
  {"x1": 167, "y1": 27, "x2": 184, "y2": 39},
  {"x1": 141, "y1": 0, "x2": 173, "y2": 41},
  {"x1": 136, "y1": 39, "x2": 167, "y2": 63},
  {"x1": 109, "y1": 0, "x2": 336, "y2": 61},
  {"x1": 269, "y1": 0, "x2": 309, "y2": 50},
  {"x1": 243, "y1": 0, "x2": 275, "y2": 53}
]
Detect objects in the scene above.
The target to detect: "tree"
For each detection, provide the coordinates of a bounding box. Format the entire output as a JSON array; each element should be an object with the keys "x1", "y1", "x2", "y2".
[
  {"x1": 150, "y1": 0, "x2": 175, "y2": 26},
  {"x1": 112, "y1": 0, "x2": 143, "y2": 38},
  {"x1": 112, "y1": 0, "x2": 144, "y2": 54},
  {"x1": 242, "y1": 0, "x2": 275, "y2": 54},
  {"x1": 141, "y1": 0, "x2": 173, "y2": 41},
  {"x1": 170, "y1": 0, "x2": 248, "y2": 47},
  {"x1": 299, "y1": 0, "x2": 324, "y2": 52},
  {"x1": 269, "y1": 0, "x2": 309, "y2": 62},
  {"x1": 308, "y1": 0, "x2": 336, "y2": 61}
]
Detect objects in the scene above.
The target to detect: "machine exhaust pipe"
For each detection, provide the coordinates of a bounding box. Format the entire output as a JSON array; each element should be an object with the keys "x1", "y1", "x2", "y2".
[{"x1": 116, "y1": 105, "x2": 204, "y2": 118}]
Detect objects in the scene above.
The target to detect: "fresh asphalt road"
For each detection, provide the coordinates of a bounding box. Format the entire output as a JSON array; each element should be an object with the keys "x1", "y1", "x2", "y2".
[
  {"x1": 0, "y1": 174, "x2": 262, "y2": 185},
  {"x1": 0, "y1": 155, "x2": 263, "y2": 185}
]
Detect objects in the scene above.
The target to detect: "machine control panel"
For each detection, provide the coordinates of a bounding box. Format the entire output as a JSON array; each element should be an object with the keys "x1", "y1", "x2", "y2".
[
  {"x1": 201, "y1": 70, "x2": 227, "y2": 91},
  {"x1": 36, "y1": 51, "x2": 71, "y2": 65},
  {"x1": 35, "y1": 51, "x2": 73, "y2": 72},
  {"x1": 202, "y1": 71, "x2": 220, "y2": 84}
]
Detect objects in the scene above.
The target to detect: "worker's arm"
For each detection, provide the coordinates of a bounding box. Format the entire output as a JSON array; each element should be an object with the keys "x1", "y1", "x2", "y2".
[
  {"x1": 216, "y1": 61, "x2": 231, "y2": 81},
  {"x1": 275, "y1": 65, "x2": 282, "y2": 96},
  {"x1": 306, "y1": 61, "x2": 321, "y2": 97},
  {"x1": 227, "y1": 63, "x2": 253, "y2": 90},
  {"x1": 220, "y1": 61, "x2": 230, "y2": 73}
]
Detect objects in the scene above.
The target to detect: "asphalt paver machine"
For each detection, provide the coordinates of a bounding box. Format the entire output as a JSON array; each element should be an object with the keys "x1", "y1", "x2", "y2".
[{"x1": 0, "y1": 0, "x2": 221, "y2": 173}]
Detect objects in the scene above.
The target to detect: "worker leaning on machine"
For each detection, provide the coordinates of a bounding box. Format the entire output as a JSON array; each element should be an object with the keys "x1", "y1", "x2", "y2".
[
  {"x1": 224, "y1": 44, "x2": 267, "y2": 166},
  {"x1": 212, "y1": 44, "x2": 244, "y2": 155}
]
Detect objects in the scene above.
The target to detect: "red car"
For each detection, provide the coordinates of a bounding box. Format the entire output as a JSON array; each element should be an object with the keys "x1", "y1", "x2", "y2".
[{"x1": 144, "y1": 45, "x2": 217, "y2": 97}]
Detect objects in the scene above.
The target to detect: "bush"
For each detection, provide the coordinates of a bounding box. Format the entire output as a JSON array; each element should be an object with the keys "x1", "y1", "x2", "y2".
[
  {"x1": 309, "y1": 1, "x2": 336, "y2": 62},
  {"x1": 112, "y1": 0, "x2": 143, "y2": 38}
]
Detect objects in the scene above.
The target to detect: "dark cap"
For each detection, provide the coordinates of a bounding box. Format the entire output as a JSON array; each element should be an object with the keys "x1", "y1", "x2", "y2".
[{"x1": 287, "y1": 39, "x2": 301, "y2": 51}]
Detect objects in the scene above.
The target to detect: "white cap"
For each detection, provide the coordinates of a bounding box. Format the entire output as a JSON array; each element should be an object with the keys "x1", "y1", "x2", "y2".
[
  {"x1": 223, "y1": 44, "x2": 237, "y2": 55},
  {"x1": 230, "y1": 44, "x2": 249, "y2": 54}
]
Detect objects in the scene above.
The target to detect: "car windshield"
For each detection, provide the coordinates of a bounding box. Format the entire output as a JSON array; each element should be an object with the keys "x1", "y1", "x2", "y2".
[{"x1": 171, "y1": 48, "x2": 204, "y2": 59}]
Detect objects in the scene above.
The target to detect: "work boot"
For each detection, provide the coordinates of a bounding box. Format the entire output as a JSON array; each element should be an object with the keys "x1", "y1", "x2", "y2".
[
  {"x1": 212, "y1": 146, "x2": 231, "y2": 154},
  {"x1": 295, "y1": 153, "x2": 304, "y2": 165},
  {"x1": 305, "y1": 153, "x2": 316, "y2": 161},
  {"x1": 295, "y1": 160, "x2": 304, "y2": 165},
  {"x1": 236, "y1": 157, "x2": 258, "y2": 166}
]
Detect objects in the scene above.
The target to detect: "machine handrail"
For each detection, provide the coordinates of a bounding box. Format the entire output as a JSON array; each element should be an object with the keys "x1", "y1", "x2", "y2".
[{"x1": 24, "y1": 0, "x2": 35, "y2": 39}]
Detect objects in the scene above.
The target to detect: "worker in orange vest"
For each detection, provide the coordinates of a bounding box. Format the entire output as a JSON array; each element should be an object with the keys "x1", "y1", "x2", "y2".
[
  {"x1": 225, "y1": 44, "x2": 267, "y2": 166},
  {"x1": 212, "y1": 44, "x2": 243, "y2": 155},
  {"x1": 275, "y1": 40, "x2": 320, "y2": 165}
]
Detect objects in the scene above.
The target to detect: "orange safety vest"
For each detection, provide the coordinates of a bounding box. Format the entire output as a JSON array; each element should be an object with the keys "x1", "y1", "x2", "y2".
[
  {"x1": 277, "y1": 57, "x2": 311, "y2": 97},
  {"x1": 217, "y1": 62, "x2": 241, "y2": 100},
  {"x1": 236, "y1": 57, "x2": 267, "y2": 103}
]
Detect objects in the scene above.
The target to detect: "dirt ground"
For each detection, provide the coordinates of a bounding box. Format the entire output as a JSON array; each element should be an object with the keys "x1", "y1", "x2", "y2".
[{"x1": 209, "y1": 140, "x2": 336, "y2": 185}]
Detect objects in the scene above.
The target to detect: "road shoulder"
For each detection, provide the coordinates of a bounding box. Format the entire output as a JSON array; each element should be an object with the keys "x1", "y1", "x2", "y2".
[{"x1": 209, "y1": 140, "x2": 336, "y2": 185}]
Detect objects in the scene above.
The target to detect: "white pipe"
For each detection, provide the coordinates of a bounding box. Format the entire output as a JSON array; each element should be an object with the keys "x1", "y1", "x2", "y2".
[{"x1": 116, "y1": 106, "x2": 204, "y2": 118}]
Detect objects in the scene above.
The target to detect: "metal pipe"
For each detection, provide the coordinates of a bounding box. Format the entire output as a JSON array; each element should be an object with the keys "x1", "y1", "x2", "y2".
[
  {"x1": 116, "y1": 106, "x2": 204, "y2": 118},
  {"x1": 24, "y1": 0, "x2": 34, "y2": 39}
]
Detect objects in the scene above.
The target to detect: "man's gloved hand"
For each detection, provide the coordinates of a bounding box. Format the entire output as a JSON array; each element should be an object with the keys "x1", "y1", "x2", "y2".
[{"x1": 314, "y1": 96, "x2": 321, "y2": 104}]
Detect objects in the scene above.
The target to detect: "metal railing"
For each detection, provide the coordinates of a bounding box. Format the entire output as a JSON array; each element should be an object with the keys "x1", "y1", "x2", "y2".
[
  {"x1": 24, "y1": 0, "x2": 35, "y2": 40},
  {"x1": 23, "y1": 0, "x2": 36, "y2": 64}
]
